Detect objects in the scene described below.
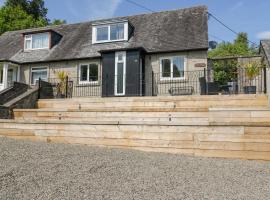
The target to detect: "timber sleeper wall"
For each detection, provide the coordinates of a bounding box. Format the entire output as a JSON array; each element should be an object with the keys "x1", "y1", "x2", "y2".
[
  {"x1": 0, "y1": 121, "x2": 270, "y2": 160},
  {"x1": 0, "y1": 94, "x2": 270, "y2": 161}
]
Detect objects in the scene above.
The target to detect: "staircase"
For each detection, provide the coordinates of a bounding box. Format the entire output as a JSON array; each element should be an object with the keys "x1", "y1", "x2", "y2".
[{"x1": 0, "y1": 94, "x2": 270, "y2": 161}]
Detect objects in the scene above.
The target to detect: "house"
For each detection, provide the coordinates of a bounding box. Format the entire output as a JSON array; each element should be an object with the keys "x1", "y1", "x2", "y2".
[
  {"x1": 0, "y1": 5, "x2": 208, "y2": 97},
  {"x1": 260, "y1": 40, "x2": 270, "y2": 68}
]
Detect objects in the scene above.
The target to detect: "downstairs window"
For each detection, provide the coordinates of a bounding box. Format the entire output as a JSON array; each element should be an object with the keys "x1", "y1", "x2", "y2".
[
  {"x1": 160, "y1": 56, "x2": 186, "y2": 80},
  {"x1": 79, "y1": 63, "x2": 99, "y2": 83},
  {"x1": 31, "y1": 67, "x2": 48, "y2": 85}
]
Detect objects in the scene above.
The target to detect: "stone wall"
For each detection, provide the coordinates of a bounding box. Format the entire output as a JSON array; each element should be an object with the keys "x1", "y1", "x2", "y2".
[
  {"x1": 19, "y1": 51, "x2": 207, "y2": 97},
  {"x1": 0, "y1": 88, "x2": 38, "y2": 119},
  {"x1": 0, "y1": 82, "x2": 29, "y2": 105}
]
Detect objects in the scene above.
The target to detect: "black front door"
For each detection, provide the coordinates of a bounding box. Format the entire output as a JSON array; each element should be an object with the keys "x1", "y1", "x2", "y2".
[{"x1": 102, "y1": 50, "x2": 145, "y2": 97}]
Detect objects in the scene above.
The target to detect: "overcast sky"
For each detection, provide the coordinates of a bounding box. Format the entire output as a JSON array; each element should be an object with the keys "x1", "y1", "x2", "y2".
[{"x1": 0, "y1": 0, "x2": 269, "y2": 45}]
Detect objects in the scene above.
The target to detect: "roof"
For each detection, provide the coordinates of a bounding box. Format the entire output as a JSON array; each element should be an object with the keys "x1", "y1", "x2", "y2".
[
  {"x1": 260, "y1": 40, "x2": 270, "y2": 65},
  {"x1": 0, "y1": 5, "x2": 208, "y2": 64}
]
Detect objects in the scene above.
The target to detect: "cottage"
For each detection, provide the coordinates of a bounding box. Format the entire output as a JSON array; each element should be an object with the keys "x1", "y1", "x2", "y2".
[
  {"x1": 260, "y1": 40, "x2": 270, "y2": 68},
  {"x1": 0, "y1": 5, "x2": 208, "y2": 96}
]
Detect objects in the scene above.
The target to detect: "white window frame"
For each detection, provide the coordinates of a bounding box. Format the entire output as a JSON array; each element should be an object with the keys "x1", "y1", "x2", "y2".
[
  {"x1": 24, "y1": 32, "x2": 50, "y2": 51},
  {"x1": 160, "y1": 56, "x2": 187, "y2": 81},
  {"x1": 92, "y1": 22, "x2": 128, "y2": 44},
  {"x1": 78, "y1": 63, "x2": 99, "y2": 85},
  {"x1": 30, "y1": 66, "x2": 48, "y2": 85},
  {"x1": 114, "y1": 51, "x2": 126, "y2": 96}
]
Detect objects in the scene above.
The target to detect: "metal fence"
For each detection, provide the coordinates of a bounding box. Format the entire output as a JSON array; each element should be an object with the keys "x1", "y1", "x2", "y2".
[{"x1": 38, "y1": 67, "x2": 267, "y2": 99}]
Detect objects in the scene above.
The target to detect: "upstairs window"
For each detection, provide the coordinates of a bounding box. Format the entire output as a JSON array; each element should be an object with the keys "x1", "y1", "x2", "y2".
[
  {"x1": 160, "y1": 56, "x2": 186, "y2": 80},
  {"x1": 92, "y1": 22, "x2": 128, "y2": 44},
  {"x1": 24, "y1": 32, "x2": 49, "y2": 50}
]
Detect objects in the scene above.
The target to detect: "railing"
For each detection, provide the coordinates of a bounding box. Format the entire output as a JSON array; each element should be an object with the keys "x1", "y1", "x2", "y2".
[{"x1": 38, "y1": 67, "x2": 267, "y2": 99}]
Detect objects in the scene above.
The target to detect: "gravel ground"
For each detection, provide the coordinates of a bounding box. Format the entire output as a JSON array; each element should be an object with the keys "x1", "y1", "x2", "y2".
[{"x1": 0, "y1": 138, "x2": 270, "y2": 200}]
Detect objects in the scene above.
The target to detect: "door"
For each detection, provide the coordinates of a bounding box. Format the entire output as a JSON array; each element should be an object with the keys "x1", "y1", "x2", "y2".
[{"x1": 114, "y1": 51, "x2": 126, "y2": 96}]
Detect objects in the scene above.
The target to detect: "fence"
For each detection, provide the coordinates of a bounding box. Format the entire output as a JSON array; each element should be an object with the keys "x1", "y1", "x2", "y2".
[{"x1": 38, "y1": 67, "x2": 267, "y2": 99}]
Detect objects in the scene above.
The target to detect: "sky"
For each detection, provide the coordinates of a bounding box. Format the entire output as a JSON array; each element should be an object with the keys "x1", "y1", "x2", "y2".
[{"x1": 0, "y1": 0, "x2": 269, "y2": 45}]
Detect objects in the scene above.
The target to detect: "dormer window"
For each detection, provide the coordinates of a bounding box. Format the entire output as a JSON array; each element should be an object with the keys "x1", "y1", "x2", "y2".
[
  {"x1": 92, "y1": 21, "x2": 129, "y2": 44},
  {"x1": 24, "y1": 32, "x2": 49, "y2": 50}
]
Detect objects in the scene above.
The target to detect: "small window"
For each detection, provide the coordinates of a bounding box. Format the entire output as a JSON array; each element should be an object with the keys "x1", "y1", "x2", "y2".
[
  {"x1": 80, "y1": 65, "x2": 88, "y2": 81},
  {"x1": 25, "y1": 32, "x2": 49, "y2": 50},
  {"x1": 160, "y1": 56, "x2": 185, "y2": 80},
  {"x1": 93, "y1": 22, "x2": 128, "y2": 44},
  {"x1": 31, "y1": 67, "x2": 48, "y2": 85},
  {"x1": 79, "y1": 63, "x2": 98, "y2": 83},
  {"x1": 96, "y1": 26, "x2": 109, "y2": 41},
  {"x1": 110, "y1": 24, "x2": 124, "y2": 40}
]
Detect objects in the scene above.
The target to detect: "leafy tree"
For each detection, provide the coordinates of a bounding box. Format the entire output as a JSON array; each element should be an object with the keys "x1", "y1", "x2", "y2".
[
  {"x1": 0, "y1": 5, "x2": 47, "y2": 34},
  {"x1": 4, "y1": 0, "x2": 48, "y2": 21},
  {"x1": 208, "y1": 32, "x2": 258, "y2": 58},
  {"x1": 0, "y1": 0, "x2": 66, "y2": 34},
  {"x1": 208, "y1": 32, "x2": 259, "y2": 85},
  {"x1": 50, "y1": 19, "x2": 66, "y2": 25}
]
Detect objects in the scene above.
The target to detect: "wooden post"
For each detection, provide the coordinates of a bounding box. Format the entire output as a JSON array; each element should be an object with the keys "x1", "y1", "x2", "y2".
[
  {"x1": 264, "y1": 67, "x2": 267, "y2": 94},
  {"x1": 38, "y1": 78, "x2": 41, "y2": 99},
  {"x1": 65, "y1": 76, "x2": 69, "y2": 98}
]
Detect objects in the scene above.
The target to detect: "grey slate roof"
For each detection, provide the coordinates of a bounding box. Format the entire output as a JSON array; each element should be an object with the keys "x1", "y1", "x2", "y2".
[
  {"x1": 0, "y1": 5, "x2": 208, "y2": 64},
  {"x1": 261, "y1": 40, "x2": 270, "y2": 65}
]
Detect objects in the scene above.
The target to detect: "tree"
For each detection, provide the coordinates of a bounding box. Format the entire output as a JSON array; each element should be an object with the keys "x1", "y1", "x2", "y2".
[
  {"x1": 50, "y1": 19, "x2": 66, "y2": 25},
  {"x1": 4, "y1": 0, "x2": 48, "y2": 21},
  {"x1": 0, "y1": 0, "x2": 66, "y2": 34},
  {"x1": 208, "y1": 32, "x2": 258, "y2": 58},
  {"x1": 0, "y1": 5, "x2": 47, "y2": 34}
]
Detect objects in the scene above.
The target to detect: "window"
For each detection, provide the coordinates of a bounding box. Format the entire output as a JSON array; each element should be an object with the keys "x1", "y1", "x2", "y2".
[
  {"x1": 79, "y1": 63, "x2": 99, "y2": 83},
  {"x1": 24, "y1": 33, "x2": 49, "y2": 50},
  {"x1": 96, "y1": 26, "x2": 109, "y2": 41},
  {"x1": 160, "y1": 56, "x2": 186, "y2": 80},
  {"x1": 92, "y1": 22, "x2": 128, "y2": 43},
  {"x1": 31, "y1": 67, "x2": 48, "y2": 85},
  {"x1": 115, "y1": 52, "x2": 126, "y2": 95},
  {"x1": 110, "y1": 24, "x2": 124, "y2": 40}
]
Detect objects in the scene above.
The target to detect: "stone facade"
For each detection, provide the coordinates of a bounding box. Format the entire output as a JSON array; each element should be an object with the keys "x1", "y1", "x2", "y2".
[
  {"x1": 18, "y1": 50, "x2": 207, "y2": 97},
  {"x1": 145, "y1": 51, "x2": 207, "y2": 96}
]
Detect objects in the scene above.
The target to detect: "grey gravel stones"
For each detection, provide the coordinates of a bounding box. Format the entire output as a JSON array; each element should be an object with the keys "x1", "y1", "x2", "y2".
[{"x1": 0, "y1": 137, "x2": 270, "y2": 200}]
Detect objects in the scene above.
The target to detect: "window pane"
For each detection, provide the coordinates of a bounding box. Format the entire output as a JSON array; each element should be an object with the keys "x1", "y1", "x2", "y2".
[
  {"x1": 96, "y1": 26, "x2": 109, "y2": 41},
  {"x1": 32, "y1": 33, "x2": 49, "y2": 49},
  {"x1": 173, "y1": 57, "x2": 184, "y2": 78},
  {"x1": 25, "y1": 39, "x2": 32, "y2": 50},
  {"x1": 31, "y1": 68, "x2": 47, "y2": 84},
  {"x1": 80, "y1": 65, "x2": 88, "y2": 81},
  {"x1": 117, "y1": 53, "x2": 123, "y2": 61},
  {"x1": 110, "y1": 24, "x2": 124, "y2": 40},
  {"x1": 161, "y1": 59, "x2": 171, "y2": 78},
  {"x1": 89, "y1": 64, "x2": 98, "y2": 82},
  {"x1": 117, "y1": 63, "x2": 124, "y2": 94}
]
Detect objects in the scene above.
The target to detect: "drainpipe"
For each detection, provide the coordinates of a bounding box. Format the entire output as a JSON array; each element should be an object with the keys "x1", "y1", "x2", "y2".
[{"x1": 2, "y1": 63, "x2": 8, "y2": 89}]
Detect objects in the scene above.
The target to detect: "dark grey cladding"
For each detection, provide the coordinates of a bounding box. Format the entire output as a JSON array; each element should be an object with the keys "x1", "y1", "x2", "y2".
[{"x1": 0, "y1": 5, "x2": 208, "y2": 64}]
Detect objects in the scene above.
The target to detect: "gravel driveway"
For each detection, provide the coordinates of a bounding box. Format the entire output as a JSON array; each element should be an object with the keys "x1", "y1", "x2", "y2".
[{"x1": 0, "y1": 137, "x2": 270, "y2": 200}]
